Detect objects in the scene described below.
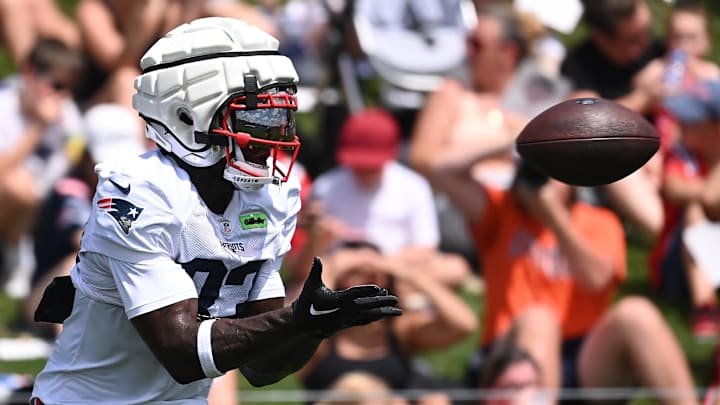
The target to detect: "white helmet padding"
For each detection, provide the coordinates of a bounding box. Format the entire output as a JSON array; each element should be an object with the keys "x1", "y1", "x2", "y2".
[{"x1": 132, "y1": 17, "x2": 300, "y2": 190}]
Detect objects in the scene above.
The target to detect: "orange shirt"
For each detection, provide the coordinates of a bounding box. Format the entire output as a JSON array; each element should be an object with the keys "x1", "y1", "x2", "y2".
[{"x1": 470, "y1": 186, "x2": 626, "y2": 346}]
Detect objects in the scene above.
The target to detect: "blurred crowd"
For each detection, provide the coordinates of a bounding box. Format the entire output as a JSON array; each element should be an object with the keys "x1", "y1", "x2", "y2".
[{"x1": 1, "y1": 0, "x2": 720, "y2": 404}]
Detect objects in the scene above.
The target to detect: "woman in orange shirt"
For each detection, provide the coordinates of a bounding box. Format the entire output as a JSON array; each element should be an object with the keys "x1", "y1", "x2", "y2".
[{"x1": 410, "y1": 98, "x2": 696, "y2": 403}]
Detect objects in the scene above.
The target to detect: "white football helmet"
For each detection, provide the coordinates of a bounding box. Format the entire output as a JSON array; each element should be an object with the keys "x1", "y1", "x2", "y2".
[{"x1": 132, "y1": 17, "x2": 300, "y2": 191}]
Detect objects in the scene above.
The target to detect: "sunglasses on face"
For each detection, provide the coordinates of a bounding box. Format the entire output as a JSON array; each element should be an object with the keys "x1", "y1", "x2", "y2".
[
  {"x1": 467, "y1": 35, "x2": 505, "y2": 53},
  {"x1": 610, "y1": 22, "x2": 652, "y2": 48},
  {"x1": 37, "y1": 74, "x2": 72, "y2": 92},
  {"x1": 468, "y1": 36, "x2": 484, "y2": 51},
  {"x1": 51, "y1": 82, "x2": 69, "y2": 92}
]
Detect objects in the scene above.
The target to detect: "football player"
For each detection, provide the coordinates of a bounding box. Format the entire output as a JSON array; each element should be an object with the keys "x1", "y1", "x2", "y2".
[{"x1": 31, "y1": 17, "x2": 401, "y2": 404}]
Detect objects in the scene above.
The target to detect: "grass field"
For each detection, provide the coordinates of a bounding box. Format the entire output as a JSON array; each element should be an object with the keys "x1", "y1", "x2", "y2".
[{"x1": 0, "y1": 239, "x2": 717, "y2": 403}]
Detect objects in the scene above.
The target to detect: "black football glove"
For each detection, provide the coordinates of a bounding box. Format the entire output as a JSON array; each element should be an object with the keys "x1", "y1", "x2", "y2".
[{"x1": 292, "y1": 257, "x2": 402, "y2": 338}]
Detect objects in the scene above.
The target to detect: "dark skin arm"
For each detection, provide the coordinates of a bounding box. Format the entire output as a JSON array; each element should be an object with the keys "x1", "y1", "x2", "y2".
[
  {"x1": 236, "y1": 298, "x2": 323, "y2": 386},
  {"x1": 131, "y1": 297, "x2": 321, "y2": 386}
]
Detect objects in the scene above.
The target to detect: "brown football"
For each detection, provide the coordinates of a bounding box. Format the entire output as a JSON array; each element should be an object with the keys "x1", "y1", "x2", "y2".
[{"x1": 515, "y1": 98, "x2": 660, "y2": 186}]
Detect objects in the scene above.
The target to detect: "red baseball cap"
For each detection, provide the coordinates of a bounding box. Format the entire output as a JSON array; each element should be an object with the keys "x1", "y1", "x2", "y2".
[{"x1": 336, "y1": 108, "x2": 400, "y2": 169}]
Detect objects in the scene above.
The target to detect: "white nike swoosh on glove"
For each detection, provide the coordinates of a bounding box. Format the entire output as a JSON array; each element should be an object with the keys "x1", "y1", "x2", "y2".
[{"x1": 309, "y1": 304, "x2": 341, "y2": 316}]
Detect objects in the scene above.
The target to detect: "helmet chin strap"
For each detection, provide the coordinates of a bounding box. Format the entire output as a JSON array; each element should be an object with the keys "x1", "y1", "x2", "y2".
[
  {"x1": 223, "y1": 163, "x2": 280, "y2": 191},
  {"x1": 182, "y1": 151, "x2": 223, "y2": 167},
  {"x1": 145, "y1": 120, "x2": 225, "y2": 168},
  {"x1": 221, "y1": 134, "x2": 282, "y2": 191}
]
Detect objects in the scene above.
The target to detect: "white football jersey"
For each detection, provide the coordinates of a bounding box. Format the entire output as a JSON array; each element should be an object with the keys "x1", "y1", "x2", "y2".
[{"x1": 32, "y1": 150, "x2": 301, "y2": 404}]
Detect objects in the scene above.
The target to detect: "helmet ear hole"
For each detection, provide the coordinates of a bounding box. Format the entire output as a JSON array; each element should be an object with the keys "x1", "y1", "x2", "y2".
[{"x1": 178, "y1": 109, "x2": 193, "y2": 125}]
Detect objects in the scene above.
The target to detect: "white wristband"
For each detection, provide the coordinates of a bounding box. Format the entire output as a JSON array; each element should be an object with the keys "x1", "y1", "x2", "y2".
[{"x1": 197, "y1": 319, "x2": 224, "y2": 378}]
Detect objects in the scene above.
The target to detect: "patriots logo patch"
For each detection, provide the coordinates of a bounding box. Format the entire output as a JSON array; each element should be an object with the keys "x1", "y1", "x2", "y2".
[{"x1": 97, "y1": 198, "x2": 144, "y2": 234}]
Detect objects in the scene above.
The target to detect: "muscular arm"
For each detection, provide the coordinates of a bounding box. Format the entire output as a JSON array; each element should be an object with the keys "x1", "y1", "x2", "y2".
[
  {"x1": 76, "y1": 0, "x2": 125, "y2": 72},
  {"x1": 545, "y1": 207, "x2": 616, "y2": 292},
  {"x1": 131, "y1": 297, "x2": 320, "y2": 386},
  {"x1": 76, "y1": 0, "x2": 169, "y2": 71},
  {"x1": 515, "y1": 182, "x2": 616, "y2": 292},
  {"x1": 615, "y1": 85, "x2": 655, "y2": 115},
  {"x1": 237, "y1": 298, "x2": 323, "y2": 386},
  {"x1": 131, "y1": 258, "x2": 400, "y2": 386},
  {"x1": 391, "y1": 260, "x2": 477, "y2": 352}
]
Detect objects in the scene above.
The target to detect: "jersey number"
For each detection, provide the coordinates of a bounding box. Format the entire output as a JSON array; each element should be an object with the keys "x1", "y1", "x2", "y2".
[{"x1": 182, "y1": 259, "x2": 265, "y2": 316}]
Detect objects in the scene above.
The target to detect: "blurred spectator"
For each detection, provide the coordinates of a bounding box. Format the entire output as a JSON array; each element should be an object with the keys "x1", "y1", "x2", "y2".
[
  {"x1": 74, "y1": 0, "x2": 193, "y2": 138},
  {"x1": 501, "y1": 6, "x2": 573, "y2": 119},
  {"x1": 0, "y1": 37, "x2": 84, "y2": 299},
  {"x1": 22, "y1": 103, "x2": 144, "y2": 338},
  {"x1": 410, "y1": 3, "x2": 551, "y2": 269},
  {"x1": 74, "y1": 0, "x2": 277, "y2": 137},
  {"x1": 636, "y1": 0, "x2": 719, "y2": 97},
  {"x1": 274, "y1": 0, "x2": 328, "y2": 87},
  {"x1": 313, "y1": 108, "x2": 434, "y2": 253},
  {"x1": 562, "y1": 0, "x2": 663, "y2": 109},
  {"x1": 635, "y1": 1, "x2": 720, "y2": 154},
  {"x1": 477, "y1": 327, "x2": 545, "y2": 405},
  {"x1": 409, "y1": 109, "x2": 697, "y2": 402},
  {"x1": 561, "y1": 0, "x2": 665, "y2": 240},
  {"x1": 289, "y1": 108, "x2": 472, "y2": 295},
  {"x1": 651, "y1": 80, "x2": 720, "y2": 339},
  {"x1": 663, "y1": 1, "x2": 717, "y2": 78},
  {"x1": 351, "y1": 0, "x2": 467, "y2": 113},
  {"x1": 314, "y1": 371, "x2": 409, "y2": 405},
  {"x1": 299, "y1": 242, "x2": 477, "y2": 405},
  {"x1": 0, "y1": 0, "x2": 80, "y2": 68},
  {"x1": 305, "y1": 0, "x2": 470, "y2": 177}
]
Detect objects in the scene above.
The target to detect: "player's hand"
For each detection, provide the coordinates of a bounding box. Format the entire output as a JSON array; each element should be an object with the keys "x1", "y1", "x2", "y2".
[{"x1": 292, "y1": 257, "x2": 402, "y2": 338}]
